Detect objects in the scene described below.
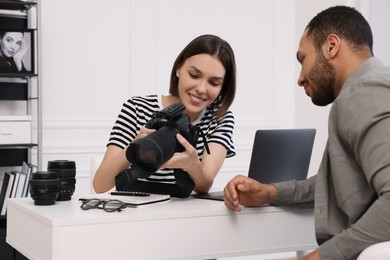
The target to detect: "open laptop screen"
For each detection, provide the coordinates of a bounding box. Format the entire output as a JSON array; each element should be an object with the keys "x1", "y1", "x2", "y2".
[
  {"x1": 192, "y1": 128, "x2": 316, "y2": 201},
  {"x1": 247, "y1": 128, "x2": 316, "y2": 183}
]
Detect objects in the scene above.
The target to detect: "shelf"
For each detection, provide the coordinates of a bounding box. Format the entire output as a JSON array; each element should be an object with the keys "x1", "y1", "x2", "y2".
[
  {"x1": 0, "y1": 2, "x2": 39, "y2": 259},
  {"x1": 0, "y1": 147, "x2": 29, "y2": 166},
  {"x1": 0, "y1": 1, "x2": 36, "y2": 11},
  {"x1": 0, "y1": 145, "x2": 37, "y2": 167},
  {"x1": 0, "y1": 82, "x2": 28, "y2": 100},
  {"x1": 0, "y1": 14, "x2": 27, "y2": 29},
  {"x1": 0, "y1": 73, "x2": 37, "y2": 78},
  {"x1": 0, "y1": 143, "x2": 37, "y2": 148}
]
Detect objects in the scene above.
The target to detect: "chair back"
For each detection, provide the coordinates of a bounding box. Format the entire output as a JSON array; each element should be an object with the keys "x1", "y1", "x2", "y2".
[
  {"x1": 90, "y1": 155, "x2": 104, "y2": 194},
  {"x1": 357, "y1": 242, "x2": 390, "y2": 260}
]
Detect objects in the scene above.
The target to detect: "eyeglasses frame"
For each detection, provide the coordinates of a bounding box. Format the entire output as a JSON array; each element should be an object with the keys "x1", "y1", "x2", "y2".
[{"x1": 80, "y1": 198, "x2": 127, "y2": 212}]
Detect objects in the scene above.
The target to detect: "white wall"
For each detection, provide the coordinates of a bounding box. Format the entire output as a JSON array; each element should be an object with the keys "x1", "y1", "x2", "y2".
[
  {"x1": 360, "y1": 0, "x2": 390, "y2": 66},
  {"x1": 33, "y1": 0, "x2": 388, "y2": 196},
  {"x1": 39, "y1": 0, "x2": 131, "y2": 194}
]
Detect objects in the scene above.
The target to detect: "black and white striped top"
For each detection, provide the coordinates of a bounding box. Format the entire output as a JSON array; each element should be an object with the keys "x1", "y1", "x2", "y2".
[{"x1": 108, "y1": 95, "x2": 235, "y2": 183}]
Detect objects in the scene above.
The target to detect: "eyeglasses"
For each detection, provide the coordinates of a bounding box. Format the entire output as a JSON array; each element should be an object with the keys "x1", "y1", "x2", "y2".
[{"x1": 80, "y1": 198, "x2": 127, "y2": 212}]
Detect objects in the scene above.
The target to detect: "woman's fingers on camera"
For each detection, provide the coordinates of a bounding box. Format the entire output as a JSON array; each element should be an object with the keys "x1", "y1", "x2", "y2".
[
  {"x1": 137, "y1": 126, "x2": 155, "y2": 138},
  {"x1": 176, "y1": 134, "x2": 192, "y2": 150}
]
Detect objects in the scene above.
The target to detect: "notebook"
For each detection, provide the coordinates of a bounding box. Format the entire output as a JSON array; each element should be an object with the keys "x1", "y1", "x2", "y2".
[
  {"x1": 79, "y1": 191, "x2": 171, "y2": 207},
  {"x1": 192, "y1": 128, "x2": 316, "y2": 201}
]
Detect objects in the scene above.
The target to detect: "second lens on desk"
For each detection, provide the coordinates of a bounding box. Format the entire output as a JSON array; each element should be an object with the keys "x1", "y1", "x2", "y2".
[{"x1": 47, "y1": 160, "x2": 76, "y2": 201}]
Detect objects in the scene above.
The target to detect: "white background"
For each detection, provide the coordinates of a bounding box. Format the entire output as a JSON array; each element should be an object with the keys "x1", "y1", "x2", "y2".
[{"x1": 1, "y1": 1, "x2": 389, "y2": 259}]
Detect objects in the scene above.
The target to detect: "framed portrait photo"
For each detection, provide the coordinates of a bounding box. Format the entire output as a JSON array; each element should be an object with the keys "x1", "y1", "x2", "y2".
[{"x1": 0, "y1": 29, "x2": 35, "y2": 76}]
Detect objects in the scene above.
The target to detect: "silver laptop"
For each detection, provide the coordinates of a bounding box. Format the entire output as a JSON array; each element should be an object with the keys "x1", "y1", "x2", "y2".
[{"x1": 192, "y1": 128, "x2": 316, "y2": 201}]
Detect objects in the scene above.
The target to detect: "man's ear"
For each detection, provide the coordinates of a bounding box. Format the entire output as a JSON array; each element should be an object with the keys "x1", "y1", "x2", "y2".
[{"x1": 326, "y1": 34, "x2": 340, "y2": 58}]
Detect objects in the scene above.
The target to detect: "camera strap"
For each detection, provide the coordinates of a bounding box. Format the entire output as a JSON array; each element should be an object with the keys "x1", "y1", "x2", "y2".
[{"x1": 195, "y1": 127, "x2": 210, "y2": 154}]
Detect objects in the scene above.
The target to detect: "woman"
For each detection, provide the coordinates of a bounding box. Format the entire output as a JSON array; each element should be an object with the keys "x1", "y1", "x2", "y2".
[
  {"x1": 93, "y1": 34, "x2": 236, "y2": 197},
  {"x1": 0, "y1": 31, "x2": 28, "y2": 72}
]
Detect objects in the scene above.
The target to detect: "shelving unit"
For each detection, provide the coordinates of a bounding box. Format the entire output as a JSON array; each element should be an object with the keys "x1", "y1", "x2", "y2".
[{"x1": 0, "y1": 1, "x2": 40, "y2": 259}]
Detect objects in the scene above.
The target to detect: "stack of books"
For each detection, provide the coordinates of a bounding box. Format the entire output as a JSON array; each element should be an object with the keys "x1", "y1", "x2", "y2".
[{"x1": 0, "y1": 162, "x2": 33, "y2": 216}]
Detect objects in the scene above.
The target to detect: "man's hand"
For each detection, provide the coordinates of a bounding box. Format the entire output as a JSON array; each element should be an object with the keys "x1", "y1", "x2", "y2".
[
  {"x1": 300, "y1": 249, "x2": 320, "y2": 260},
  {"x1": 223, "y1": 175, "x2": 276, "y2": 211}
]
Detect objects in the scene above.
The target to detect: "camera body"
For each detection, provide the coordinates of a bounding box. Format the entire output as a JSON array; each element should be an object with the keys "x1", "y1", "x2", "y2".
[
  {"x1": 145, "y1": 102, "x2": 199, "y2": 152},
  {"x1": 126, "y1": 103, "x2": 199, "y2": 176}
]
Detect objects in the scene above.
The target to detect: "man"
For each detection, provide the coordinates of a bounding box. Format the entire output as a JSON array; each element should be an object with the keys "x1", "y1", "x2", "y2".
[{"x1": 224, "y1": 5, "x2": 390, "y2": 260}]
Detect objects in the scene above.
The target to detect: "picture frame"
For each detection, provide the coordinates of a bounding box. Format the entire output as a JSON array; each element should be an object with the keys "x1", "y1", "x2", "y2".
[{"x1": 0, "y1": 29, "x2": 35, "y2": 76}]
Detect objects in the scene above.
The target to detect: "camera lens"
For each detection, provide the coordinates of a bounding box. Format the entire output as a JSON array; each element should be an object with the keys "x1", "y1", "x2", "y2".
[
  {"x1": 127, "y1": 126, "x2": 179, "y2": 173},
  {"x1": 29, "y1": 171, "x2": 61, "y2": 205},
  {"x1": 47, "y1": 160, "x2": 76, "y2": 201}
]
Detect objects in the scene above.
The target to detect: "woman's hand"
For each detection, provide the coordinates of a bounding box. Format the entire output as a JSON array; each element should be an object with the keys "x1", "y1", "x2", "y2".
[
  {"x1": 160, "y1": 134, "x2": 197, "y2": 170},
  {"x1": 135, "y1": 126, "x2": 155, "y2": 139},
  {"x1": 13, "y1": 40, "x2": 29, "y2": 71}
]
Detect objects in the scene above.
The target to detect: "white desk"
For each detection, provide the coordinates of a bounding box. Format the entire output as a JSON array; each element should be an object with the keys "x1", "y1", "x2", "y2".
[{"x1": 6, "y1": 197, "x2": 317, "y2": 260}]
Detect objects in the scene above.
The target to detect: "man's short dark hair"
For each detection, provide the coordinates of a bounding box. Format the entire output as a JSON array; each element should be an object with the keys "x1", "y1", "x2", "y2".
[{"x1": 306, "y1": 5, "x2": 373, "y2": 55}]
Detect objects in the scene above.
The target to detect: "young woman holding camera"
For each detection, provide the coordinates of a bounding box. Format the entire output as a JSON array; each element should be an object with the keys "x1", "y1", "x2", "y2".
[{"x1": 93, "y1": 34, "x2": 237, "y2": 197}]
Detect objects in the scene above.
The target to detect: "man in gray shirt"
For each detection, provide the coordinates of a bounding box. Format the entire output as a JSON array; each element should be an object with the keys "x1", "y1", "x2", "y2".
[{"x1": 224, "y1": 5, "x2": 390, "y2": 260}]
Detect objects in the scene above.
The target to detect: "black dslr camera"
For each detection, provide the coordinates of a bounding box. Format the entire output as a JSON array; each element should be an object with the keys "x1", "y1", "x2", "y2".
[
  {"x1": 127, "y1": 103, "x2": 200, "y2": 174},
  {"x1": 115, "y1": 103, "x2": 210, "y2": 196}
]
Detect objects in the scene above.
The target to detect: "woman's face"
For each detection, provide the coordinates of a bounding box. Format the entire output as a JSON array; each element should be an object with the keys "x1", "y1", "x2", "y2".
[
  {"x1": 176, "y1": 54, "x2": 225, "y2": 120},
  {"x1": 0, "y1": 32, "x2": 24, "y2": 58}
]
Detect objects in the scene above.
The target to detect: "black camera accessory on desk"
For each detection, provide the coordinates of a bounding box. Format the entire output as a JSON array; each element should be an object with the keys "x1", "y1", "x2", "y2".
[
  {"x1": 29, "y1": 171, "x2": 61, "y2": 205},
  {"x1": 47, "y1": 160, "x2": 76, "y2": 201},
  {"x1": 115, "y1": 103, "x2": 210, "y2": 198}
]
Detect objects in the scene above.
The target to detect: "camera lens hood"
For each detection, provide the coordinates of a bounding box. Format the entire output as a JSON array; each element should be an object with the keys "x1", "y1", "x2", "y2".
[
  {"x1": 47, "y1": 160, "x2": 76, "y2": 177},
  {"x1": 47, "y1": 160, "x2": 77, "y2": 201}
]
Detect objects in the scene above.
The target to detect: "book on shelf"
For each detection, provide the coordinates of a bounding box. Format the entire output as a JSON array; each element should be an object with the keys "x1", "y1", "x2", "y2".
[
  {"x1": 15, "y1": 171, "x2": 27, "y2": 198},
  {"x1": 0, "y1": 162, "x2": 33, "y2": 216},
  {"x1": 21, "y1": 161, "x2": 32, "y2": 197},
  {"x1": 0, "y1": 178, "x2": 7, "y2": 212},
  {"x1": 0, "y1": 172, "x2": 13, "y2": 215},
  {"x1": 0, "y1": 171, "x2": 16, "y2": 216},
  {"x1": 9, "y1": 171, "x2": 20, "y2": 199}
]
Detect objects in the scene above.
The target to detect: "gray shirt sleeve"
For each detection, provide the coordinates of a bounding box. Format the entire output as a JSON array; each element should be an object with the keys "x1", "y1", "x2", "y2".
[
  {"x1": 273, "y1": 175, "x2": 316, "y2": 208},
  {"x1": 319, "y1": 193, "x2": 390, "y2": 259}
]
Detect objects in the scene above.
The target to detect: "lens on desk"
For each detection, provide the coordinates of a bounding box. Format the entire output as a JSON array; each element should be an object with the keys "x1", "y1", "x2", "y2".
[
  {"x1": 47, "y1": 160, "x2": 76, "y2": 201},
  {"x1": 29, "y1": 171, "x2": 61, "y2": 205}
]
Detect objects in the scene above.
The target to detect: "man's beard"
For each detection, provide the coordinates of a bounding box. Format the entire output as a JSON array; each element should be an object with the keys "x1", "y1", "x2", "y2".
[{"x1": 309, "y1": 53, "x2": 337, "y2": 106}]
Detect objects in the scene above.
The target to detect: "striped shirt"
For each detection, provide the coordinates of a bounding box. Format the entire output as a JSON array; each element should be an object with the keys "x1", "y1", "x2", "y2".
[{"x1": 108, "y1": 95, "x2": 235, "y2": 183}]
